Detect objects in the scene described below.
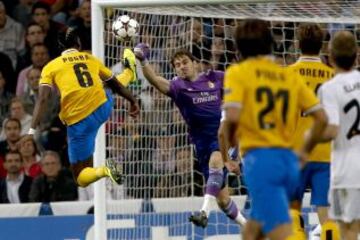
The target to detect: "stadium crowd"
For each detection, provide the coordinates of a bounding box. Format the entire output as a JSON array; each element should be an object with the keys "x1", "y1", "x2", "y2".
[{"x1": 0, "y1": 0, "x2": 358, "y2": 205}]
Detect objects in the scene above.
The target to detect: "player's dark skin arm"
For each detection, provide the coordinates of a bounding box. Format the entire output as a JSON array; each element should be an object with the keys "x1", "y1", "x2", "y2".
[
  {"x1": 30, "y1": 85, "x2": 52, "y2": 129},
  {"x1": 318, "y1": 125, "x2": 338, "y2": 142},
  {"x1": 106, "y1": 76, "x2": 136, "y2": 103},
  {"x1": 105, "y1": 76, "x2": 140, "y2": 117},
  {"x1": 218, "y1": 120, "x2": 236, "y2": 164},
  {"x1": 300, "y1": 109, "x2": 328, "y2": 164},
  {"x1": 218, "y1": 107, "x2": 241, "y2": 174}
]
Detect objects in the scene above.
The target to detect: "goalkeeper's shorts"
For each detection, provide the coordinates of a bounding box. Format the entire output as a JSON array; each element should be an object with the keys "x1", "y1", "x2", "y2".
[
  {"x1": 67, "y1": 89, "x2": 113, "y2": 164},
  {"x1": 243, "y1": 148, "x2": 300, "y2": 234},
  {"x1": 194, "y1": 137, "x2": 220, "y2": 180}
]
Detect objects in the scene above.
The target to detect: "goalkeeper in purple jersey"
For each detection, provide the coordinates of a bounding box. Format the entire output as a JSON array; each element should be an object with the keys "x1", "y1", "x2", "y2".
[{"x1": 134, "y1": 44, "x2": 246, "y2": 228}]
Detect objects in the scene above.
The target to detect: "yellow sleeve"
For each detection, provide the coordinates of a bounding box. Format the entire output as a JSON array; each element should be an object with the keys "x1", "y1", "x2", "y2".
[
  {"x1": 99, "y1": 63, "x2": 113, "y2": 79},
  {"x1": 116, "y1": 69, "x2": 134, "y2": 87},
  {"x1": 39, "y1": 64, "x2": 54, "y2": 86},
  {"x1": 90, "y1": 54, "x2": 113, "y2": 79},
  {"x1": 298, "y1": 77, "x2": 320, "y2": 113},
  {"x1": 223, "y1": 66, "x2": 244, "y2": 107}
]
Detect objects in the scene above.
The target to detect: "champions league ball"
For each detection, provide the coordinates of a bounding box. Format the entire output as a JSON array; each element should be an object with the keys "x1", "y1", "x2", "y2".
[{"x1": 112, "y1": 15, "x2": 139, "y2": 41}]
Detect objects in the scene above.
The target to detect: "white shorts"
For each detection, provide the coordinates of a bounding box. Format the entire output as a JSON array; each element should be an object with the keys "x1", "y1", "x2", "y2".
[{"x1": 329, "y1": 188, "x2": 360, "y2": 223}]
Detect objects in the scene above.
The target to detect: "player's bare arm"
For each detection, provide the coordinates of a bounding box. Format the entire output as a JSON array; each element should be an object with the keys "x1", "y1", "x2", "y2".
[
  {"x1": 218, "y1": 106, "x2": 240, "y2": 174},
  {"x1": 105, "y1": 76, "x2": 140, "y2": 117},
  {"x1": 134, "y1": 43, "x2": 170, "y2": 95},
  {"x1": 29, "y1": 85, "x2": 52, "y2": 132},
  {"x1": 301, "y1": 108, "x2": 328, "y2": 162}
]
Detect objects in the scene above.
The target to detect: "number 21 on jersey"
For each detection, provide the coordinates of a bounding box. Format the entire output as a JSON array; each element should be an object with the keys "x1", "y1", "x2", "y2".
[{"x1": 256, "y1": 86, "x2": 289, "y2": 129}]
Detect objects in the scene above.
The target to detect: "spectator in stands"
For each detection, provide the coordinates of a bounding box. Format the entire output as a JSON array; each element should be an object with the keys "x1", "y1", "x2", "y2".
[
  {"x1": 0, "y1": 51, "x2": 15, "y2": 93},
  {"x1": 21, "y1": 67, "x2": 59, "y2": 131},
  {"x1": 191, "y1": 18, "x2": 211, "y2": 68},
  {"x1": 17, "y1": 22, "x2": 46, "y2": 72},
  {"x1": 12, "y1": 0, "x2": 35, "y2": 27},
  {"x1": 41, "y1": 117, "x2": 68, "y2": 167},
  {"x1": 0, "y1": 70, "x2": 13, "y2": 129},
  {"x1": 211, "y1": 37, "x2": 226, "y2": 70},
  {"x1": 31, "y1": 1, "x2": 65, "y2": 58},
  {"x1": 18, "y1": 136, "x2": 41, "y2": 178},
  {"x1": 0, "y1": 98, "x2": 32, "y2": 139},
  {"x1": 0, "y1": 1, "x2": 25, "y2": 68},
  {"x1": 0, "y1": 118, "x2": 21, "y2": 157},
  {"x1": 16, "y1": 43, "x2": 50, "y2": 96},
  {"x1": 68, "y1": 0, "x2": 91, "y2": 51},
  {"x1": 29, "y1": 151, "x2": 78, "y2": 202},
  {"x1": 40, "y1": 0, "x2": 75, "y2": 24},
  {"x1": 121, "y1": 116, "x2": 154, "y2": 199},
  {"x1": 213, "y1": 18, "x2": 225, "y2": 37},
  {"x1": 171, "y1": 146, "x2": 192, "y2": 197},
  {"x1": 210, "y1": 37, "x2": 235, "y2": 71},
  {"x1": 0, "y1": 117, "x2": 21, "y2": 179},
  {"x1": 152, "y1": 127, "x2": 176, "y2": 198},
  {"x1": 0, "y1": 151, "x2": 32, "y2": 203},
  {"x1": 21, "y1": 67, "x2": 41, "y2": 114}
]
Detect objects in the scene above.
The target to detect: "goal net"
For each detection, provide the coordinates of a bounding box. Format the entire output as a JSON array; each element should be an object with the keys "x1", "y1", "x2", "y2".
[{"x1": 91, "y1": 0, "x2": 360, "y2": 239}]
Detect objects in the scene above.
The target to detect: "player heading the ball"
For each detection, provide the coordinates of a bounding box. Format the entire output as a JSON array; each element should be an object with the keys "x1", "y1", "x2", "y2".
[{"x1": 27, "y1": 28, "x2": 140, "y2": 188}]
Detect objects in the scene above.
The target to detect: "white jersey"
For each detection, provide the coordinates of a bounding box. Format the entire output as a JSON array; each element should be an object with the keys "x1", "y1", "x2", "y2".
[{"x1": 319, "y1": 70, "x2": 360, "y2": 188}]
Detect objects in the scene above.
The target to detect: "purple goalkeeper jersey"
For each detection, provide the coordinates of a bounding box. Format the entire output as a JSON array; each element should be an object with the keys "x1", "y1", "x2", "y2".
[{"x1": 168, "y1": 70, "x2": 224, "y2": 142}]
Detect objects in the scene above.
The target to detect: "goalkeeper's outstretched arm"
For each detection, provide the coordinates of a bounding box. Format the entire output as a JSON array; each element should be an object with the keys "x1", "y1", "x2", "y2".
[{"x1": 134, "y1": 43, "x2": 170, "y2": 95}]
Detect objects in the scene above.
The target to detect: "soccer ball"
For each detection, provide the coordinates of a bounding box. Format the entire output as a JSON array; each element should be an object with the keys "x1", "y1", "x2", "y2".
[{"x1": 112, "y1": 15, "x2": 139, "y2": 41}]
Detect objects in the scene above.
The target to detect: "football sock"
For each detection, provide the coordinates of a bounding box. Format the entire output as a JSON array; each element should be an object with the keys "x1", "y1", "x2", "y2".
[
  {"x1": 77, "y1": 166, "x2": 107, "y2": 187},
  {"x1": 288, "y1": 209, "x2": 306, "y2": 240},
  {"x1": 220, "y1": 199, "x2": 247, "y2": 225},
  {"x1": 116, "y1": 69, "x2": 134, "y2": 87},
  {"x1": 201, "y1": 168, "x2": 224, "y2": 217},
  {"x1": 321, "y1": 221, "x2": 340, "y2": 240}
]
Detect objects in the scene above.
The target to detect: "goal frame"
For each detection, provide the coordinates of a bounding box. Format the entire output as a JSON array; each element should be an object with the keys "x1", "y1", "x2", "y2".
[{"x1": 91, "y1": 0, "x2": 331, "y2": 239}]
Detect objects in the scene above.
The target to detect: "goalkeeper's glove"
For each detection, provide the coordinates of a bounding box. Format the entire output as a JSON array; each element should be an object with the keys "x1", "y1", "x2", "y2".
[{"x1": 134, "y1": 43, "x2": 150, "y2": 64}]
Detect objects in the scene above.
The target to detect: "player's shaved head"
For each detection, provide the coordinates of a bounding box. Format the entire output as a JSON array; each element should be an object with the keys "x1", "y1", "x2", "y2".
[
  {"x1": 234, "y1": 19, "x2": 273, "y2": 59},
  {"x1": 297, "y1": 23, "x2": 323, "y2": 55},
  {"x1": 330, "y1": 31, "x2": 357, "y2": 70},
  {"x1": 58, "y1": 27, "x2": 81, "y2": 50}
]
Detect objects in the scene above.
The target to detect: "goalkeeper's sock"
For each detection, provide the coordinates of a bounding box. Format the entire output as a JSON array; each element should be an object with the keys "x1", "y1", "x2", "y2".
[
  {"x1": 77, "y1": 166, "x2": 107, "y2": 187},
  {"x1": 116, "y1": 69, "x2": 134, "y2": 87},
  {"x1": 321, "y1": 221, "x2": 340, "y2": 240},
  {"x1": 200, "y1": 194, "x2": 216, "y2": 217},
  {"x1": 201, "y1": 168, "x2": 224, "y2": 217},
  {"x1": 288, "y1": 209, "x2": 306, "y2": 240},
  {"x1": 220, "y1": 199, "x2": 247, "y2": 225}
]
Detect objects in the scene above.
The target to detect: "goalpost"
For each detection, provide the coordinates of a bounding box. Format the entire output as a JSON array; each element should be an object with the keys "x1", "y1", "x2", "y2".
[{"x1": 91, "y1": 0, "x2": 360, "y2": 239}]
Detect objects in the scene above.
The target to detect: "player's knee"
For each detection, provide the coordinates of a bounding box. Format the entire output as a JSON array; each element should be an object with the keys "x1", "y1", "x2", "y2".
[
  {"x1": 209, "y1": 151, "x2": 223, "y2": 169},
  {"x1": 321, "y1": 221, "x2": 340, "y2": 240},
  {"x1": 70, "y1": 158, "x2": 93, "y2": 184},
  {"x1": 216, "y1": 196, "x2": 230, "y2": 209},
  {"x1": 290, "y1": 200, "x2": 302, "y2": 211}
]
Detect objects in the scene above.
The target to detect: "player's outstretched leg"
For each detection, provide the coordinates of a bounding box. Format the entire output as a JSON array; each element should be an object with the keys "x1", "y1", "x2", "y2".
[
  {"x1": 217, "y1": 187, "x2": 247, "y2": 226},
  {"x1": 72, "y1": 157, "x2": 123, "y2": 187},
  {"x1": 189, "y1": 166, "x2": 223, "y2": 228},
  {"x1": 189, "y1": 151, "x2": 245, "y2": 228}
]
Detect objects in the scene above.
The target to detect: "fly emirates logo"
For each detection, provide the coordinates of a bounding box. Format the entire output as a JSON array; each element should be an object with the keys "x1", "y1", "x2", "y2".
[{"x1": 192, "y1": 92, "x2": 219, "y2": 104}]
